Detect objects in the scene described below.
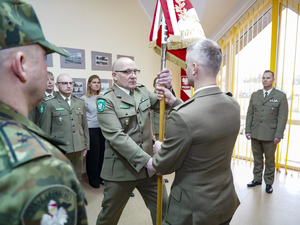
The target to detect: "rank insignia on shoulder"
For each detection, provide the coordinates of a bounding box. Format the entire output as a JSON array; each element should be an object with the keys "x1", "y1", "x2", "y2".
[
  {"x1": 39, "y1": 104, "x2": 45, "y2": 114},
  {"x1": 97, "y1": 99, "x2": 105, "y2": 113}
]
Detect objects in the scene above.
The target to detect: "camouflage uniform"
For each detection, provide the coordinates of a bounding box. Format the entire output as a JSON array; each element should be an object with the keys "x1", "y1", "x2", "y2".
[
  {"x1": 0, "y1": 103, "x2": 88, "y2": 225},
  {"x1": 0, "y1": 0, "x2": 87, "y2": 224}
]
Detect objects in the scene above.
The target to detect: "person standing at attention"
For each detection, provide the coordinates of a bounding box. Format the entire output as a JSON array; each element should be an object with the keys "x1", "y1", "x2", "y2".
[
  {"x1": 0, "y1": 0, "x2": 87, "y2": 223},
  {"x1": 39, "y1": 73, "x2": 90, "y2": 182},
  {"x1": 245, "y1": 70, "x2": 288, "y2": 194},
  {"x1": 151, "y1": 39, "x2": 240, "y2": 225},
  {"x1": 29, "y1": 71, "x2": 56, "y2": 125},
  {"x1": 81, "y1": 75, "x2": 105, "y2": 188}
]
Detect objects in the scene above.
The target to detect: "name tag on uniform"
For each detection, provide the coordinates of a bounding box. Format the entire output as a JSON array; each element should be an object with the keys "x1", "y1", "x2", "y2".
[
  {"x1": 55, "y1": 108, "x2": 65, "y2": 111},
  {"x1": 120, "y1": 106, "x2": 131, "y2": 109}
]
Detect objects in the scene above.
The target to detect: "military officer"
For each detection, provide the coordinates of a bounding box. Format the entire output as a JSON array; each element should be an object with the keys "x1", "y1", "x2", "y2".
[
  {"x1": 96, "y1": 57, "x2": 182, "y2": 225},
  {"x1": 246, "y1": 70, "x2": 288, "y2": 194},
  {"x1": 39, "y1": 73, "x2": 90, "y2": 181},
  {"x1": 29, "y1": 71, "x2": 56, "y2": 125},
  {"x1": 0, "y1": 0, "x2": 88, "y2": 224},
  {"x1": 152, "y1": 39, "x2": 240, "y2": 225}
]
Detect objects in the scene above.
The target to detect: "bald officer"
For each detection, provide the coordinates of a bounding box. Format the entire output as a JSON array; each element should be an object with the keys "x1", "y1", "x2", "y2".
[
  {"x1": 246, "y1": 70, "x2": 288, "y2": 194},
  {"x1": 152, "y1": 39, "x2": 240, "y2": 225},
  {"x1": 0, "y1": 0, "x2": 87, "y2": 224},
  {"x1": 96, "y1": 57, "x2": 181, "y2": 225},
  {"x1": 39, "y1": 74, "x2": 89, "y2": 181}
]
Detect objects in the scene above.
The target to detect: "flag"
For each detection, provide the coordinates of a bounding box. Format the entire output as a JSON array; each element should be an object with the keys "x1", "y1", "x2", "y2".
[{"x1": 149, "y1": 0, "x2": 206, "y2": 69}]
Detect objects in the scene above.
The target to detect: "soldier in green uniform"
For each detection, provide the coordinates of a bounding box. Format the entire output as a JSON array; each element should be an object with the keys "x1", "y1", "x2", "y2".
[
  {"x1": 96, "y1": 57, "x2": 182, "y2": 225},
  {"x1": 0, "y1": 1, "x2": 88, "y2": 224},
  {"x1": 246, "y1": 70, "x2": 288, "y2": 194},
  {"x1": 29, "y1": 71, "x2": 57, "y2": 125},
  {"x1": 152, "y1": 39, "x2": 240, "y2": 225},
  {"x1": 39, "y1": 73, "x2": 90, "y2": 181}
]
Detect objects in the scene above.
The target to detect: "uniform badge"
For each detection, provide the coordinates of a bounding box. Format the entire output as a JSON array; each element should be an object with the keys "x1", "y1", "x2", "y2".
[
  {"x1": 97, "y1": 99, "x2": 105, "y2": 113},
  {"x1": 125, "y1": 119, "x2": 129, "y2": 125},
  {"x1": 59, "y1": 117, "x2": 62, "y2": 122},
  {"x1": 21, "y1": 186, "x2": 76, "y2": 224},
  {"x1": 39, "y1": 104, "x2": 45, "y2": 114}
]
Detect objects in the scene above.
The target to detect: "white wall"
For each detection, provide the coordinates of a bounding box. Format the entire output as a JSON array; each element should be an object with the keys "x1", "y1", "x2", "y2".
[{"x1": 26, "y1": 0, "x2": 181, "y2": 93}]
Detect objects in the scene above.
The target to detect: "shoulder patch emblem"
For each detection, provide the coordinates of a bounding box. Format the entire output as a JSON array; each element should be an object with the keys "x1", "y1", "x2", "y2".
[
  {"x1": 39, "y1": 104, "x2": 45, "y2": 114},
  {"x1": 21, "y1": 185, "x2": 77, "y2": 224},
  {"x1": 97, "y1": 99, "x2": 105, "y2": 113}
]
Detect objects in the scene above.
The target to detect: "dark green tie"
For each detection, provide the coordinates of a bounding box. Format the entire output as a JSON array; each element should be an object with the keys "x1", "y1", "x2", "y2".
[
  {"x1": 130, "y1": 90, "x2": 134, "y2": 97},
  {"x1": 65, "y1": 98, "x2": 69, "y2": 106},
  {"x1": 265, "y1": 92, "x2": 268, "y2": 98}
]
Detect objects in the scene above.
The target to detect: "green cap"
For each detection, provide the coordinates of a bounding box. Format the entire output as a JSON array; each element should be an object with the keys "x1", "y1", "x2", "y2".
[{"x1": 0, "y1": 0, "x2": 70, "y2": 56}]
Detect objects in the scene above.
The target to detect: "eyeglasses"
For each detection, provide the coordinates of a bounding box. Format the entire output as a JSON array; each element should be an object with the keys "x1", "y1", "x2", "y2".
[
  {"x1": 57, "y1": 82, "x2": 74, "y2": 86},
  {"x1": 114, "y1": 69, "x2": 141, "y2": 75}
]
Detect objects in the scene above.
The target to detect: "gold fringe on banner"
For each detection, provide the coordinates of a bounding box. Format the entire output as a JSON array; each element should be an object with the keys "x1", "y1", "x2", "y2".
[{"x1": 149, "y1": 45, "x2": 187, "y2": 70}]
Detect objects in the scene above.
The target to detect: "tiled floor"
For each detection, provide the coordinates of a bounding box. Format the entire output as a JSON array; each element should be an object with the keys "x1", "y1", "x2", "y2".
[{"x1": 82, "y1": 160, "x2": 300, "y2": 225}]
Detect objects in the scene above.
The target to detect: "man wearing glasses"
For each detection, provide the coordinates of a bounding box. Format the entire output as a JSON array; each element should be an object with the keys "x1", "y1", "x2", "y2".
[
  {"x1": 96, "y1": 57, "x2": 182, "y2": 225},
  {"x1": 39, "y1": 73, "x2": 89, "y2": 181}
]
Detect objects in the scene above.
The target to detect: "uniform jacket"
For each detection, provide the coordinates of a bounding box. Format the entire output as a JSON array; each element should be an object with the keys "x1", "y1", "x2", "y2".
[
  {"x1": 28, "y1": 92, "x2": 58, "y2": 126},
  {"x1": 0, "y1": 103, "x2": 87, "y2": 224},
  {"x1": 39, "y1": 94, "x2": 89, "y2": 153},
  {"x1": 153, "y1": 87, "x2": 240, "y2": 225},
  {"x1": 96, "y1": 84, "x2": 181, "y2": 181},
  {"x1": 245, "y1": 88, "x2": 288, "y2": 141}
]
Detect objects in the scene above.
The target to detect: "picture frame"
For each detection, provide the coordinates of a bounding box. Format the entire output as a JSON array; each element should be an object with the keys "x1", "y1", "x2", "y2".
[
  {"x1": 72, "y1": 78, "x2": 86, "y2": 97},
  {"x1": 44, "y1": 54, "x2": 53, "y2": 67},
  {"x1": 91, "y1": 51, "x2": 112, "y2": 71},
  {"x1": 60, "y1": 47, "x2": 86, "y2": 69},
  {"x1": 101, "y1": 79, "x2": 113, "y2": 91},
  {"x1": 117, "y1": 54, "x2": 134, "y2": 61}
]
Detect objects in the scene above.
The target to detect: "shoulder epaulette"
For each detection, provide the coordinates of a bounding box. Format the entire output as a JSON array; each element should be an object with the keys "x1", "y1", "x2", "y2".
[
  {"x1": 172, "y1": 98, "x2": 195, "y2": 111},
  {"x1": 72, "y1": 95, "x2": 84, "y2": 101},
  {"x1": 136, "y1": 83, "x2": 145, "y2": 87},
  {"x1": 44, "y1": 96, "x2": 56, "y2": 102},
  {"x1": 275, "y1": 89, "x2": 285, "y2": 95},
  {"x1": 225, "y1": 92, "x2": 233, "y2": 97},
  {"x1": 100, "y1": 88, "x2": 114, "y2": 95}
]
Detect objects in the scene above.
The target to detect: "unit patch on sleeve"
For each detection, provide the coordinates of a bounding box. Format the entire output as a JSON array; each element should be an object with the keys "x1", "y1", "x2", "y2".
[
  {"x1": 97, "y1": 99, "x2": 105, "y2": 113},
  {"x1": 21, "y1": 185, "x2": 77, "y2": 225},
  {"x1": 39, "y1": 104, "x2": 45, "y2": 114}
]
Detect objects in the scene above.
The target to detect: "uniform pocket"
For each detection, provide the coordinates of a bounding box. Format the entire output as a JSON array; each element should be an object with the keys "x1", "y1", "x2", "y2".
[
  {"x1": 53, "y1": 110, "x2": 68, "y2": 125},
  {"x1": 165, "y1": 185, "x2": 182, "y2": 223},
  {"x1": 75, "y1": 109, "x2": 83, "y2": 124}
]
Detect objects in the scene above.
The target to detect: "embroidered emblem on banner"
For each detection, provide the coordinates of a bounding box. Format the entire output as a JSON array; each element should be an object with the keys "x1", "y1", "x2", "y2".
[{"x1": 97, "y1": 99, "x2": 105, "y2": 113}]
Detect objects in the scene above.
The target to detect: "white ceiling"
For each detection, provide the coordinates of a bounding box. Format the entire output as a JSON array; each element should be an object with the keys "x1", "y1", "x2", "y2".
[{"x1": 138, "y1": 0, "x2": 256, "y2": 41}]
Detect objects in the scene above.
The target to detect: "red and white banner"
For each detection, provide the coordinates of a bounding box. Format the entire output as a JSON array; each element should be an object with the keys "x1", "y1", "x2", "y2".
[
  {"x1": 180, "y1": 69, "x2": 191, "y2": 102},
  {"x1": 149, "y1": 0, "x2": 206, "y2": 69}
]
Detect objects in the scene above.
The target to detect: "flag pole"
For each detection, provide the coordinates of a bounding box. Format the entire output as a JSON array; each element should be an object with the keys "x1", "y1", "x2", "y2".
[{"x1": 157, "y1": 12, "x2": 167, "y2": 225}]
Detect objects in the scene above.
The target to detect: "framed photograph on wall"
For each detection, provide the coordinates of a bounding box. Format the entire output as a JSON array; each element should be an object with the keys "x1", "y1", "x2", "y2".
[
  {"x1": 60, "y1": 47, "x2": 86, "y2": 69},
  {"x1": 117, "y1": 54, "x2": 134, "y2": 61},
  {"x1": 72, "y1": 78, "x2": 86, "y2": 97},
  {"x1": 101, "y1": 79, "x2": 113, "y2": 91},
  {"x1": 91, "y1": 51, "x2": 112, "y2": 71},
  {"x1": 45, "y1": 54, "x2": 53, "y2": 67}
]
